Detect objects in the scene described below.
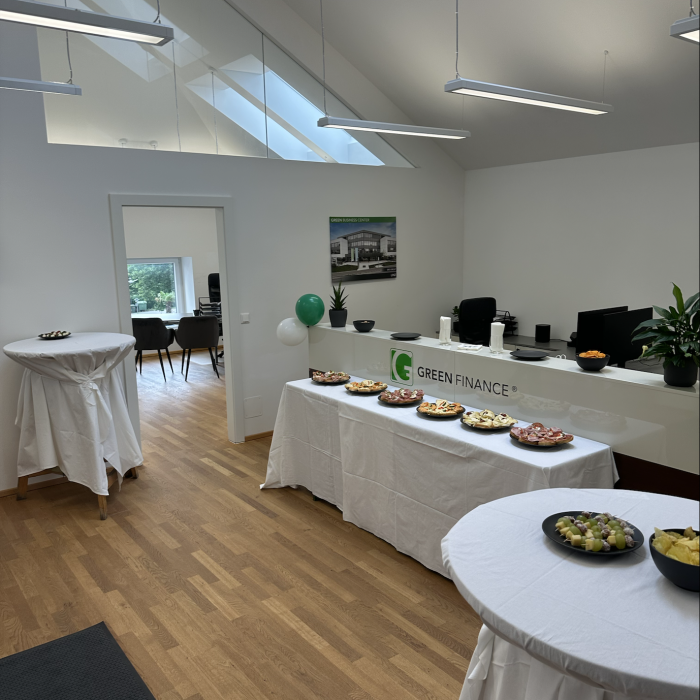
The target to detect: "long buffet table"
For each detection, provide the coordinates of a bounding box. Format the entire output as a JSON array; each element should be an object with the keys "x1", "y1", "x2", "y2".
[
  {"x1": 263, "y1": 378, "x2": 617, "y2": 576},
  {"x1": 308, "y1": 324, "x2": 699, "y2": 475}
]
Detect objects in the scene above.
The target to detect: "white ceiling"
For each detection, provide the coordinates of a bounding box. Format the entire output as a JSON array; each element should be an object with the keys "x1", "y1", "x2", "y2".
[{"x1": 281, "y1": 0, "x2": 700, "y2": 170}]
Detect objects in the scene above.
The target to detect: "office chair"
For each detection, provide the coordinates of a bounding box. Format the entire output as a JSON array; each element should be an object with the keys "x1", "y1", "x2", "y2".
[{"x1": 459, "y1": 297, "x2": 497, "y2": 345}]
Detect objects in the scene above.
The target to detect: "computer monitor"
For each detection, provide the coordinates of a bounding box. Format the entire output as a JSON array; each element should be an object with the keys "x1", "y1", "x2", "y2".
[
  {"x1": 575, "y1": 306, "x2": 628, "y2": 354},
  {"x1": 603, "y1": 308, "x2": 653, "y2": 367}
]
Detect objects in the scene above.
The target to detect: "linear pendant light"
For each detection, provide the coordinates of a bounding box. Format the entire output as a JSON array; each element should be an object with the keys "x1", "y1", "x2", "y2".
[
  {"x1": 0, "y1": 0, "x2": 174, "y2": 45},
  {"x1": 0, "y1": 76, "x2": 82, "y2": 94},
  {"x1": 670, "y1": 15, "x2": 699, "y2": 44},
  {"x1": 444, "y1": 79, "x2": 612, "y2": 115},
  {"x1": 314, "y1": 0, "x2": 470, "y2": 140},
  {"x1": 318, "y1": 116, "x2": 470, "y2": 140},
  {"x1": 444, "y1": 0, "x2": 612, "y2": 115}
]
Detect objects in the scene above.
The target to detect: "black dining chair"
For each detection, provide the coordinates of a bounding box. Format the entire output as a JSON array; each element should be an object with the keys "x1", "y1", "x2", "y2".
[
  {"x1": 132, "y1": 318, "x2": 175, "y2": 381},
  {"x1": 459, "y1": 297, "x2": 498, "y2": 345},
  {"x1": 175, "y1": 316, "x2": 221, "y2": 381}
]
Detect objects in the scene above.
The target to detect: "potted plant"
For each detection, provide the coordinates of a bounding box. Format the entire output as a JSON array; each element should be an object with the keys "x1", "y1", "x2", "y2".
[
  {"x1": 452, "y1": 306, "x2": 460, "y2": 334},
  {"x1": 329, "y1": 282, "x2": 348, "y2": 327},
  {"x1": 633, "y1": 284, "x2": 699, "y2": 387}
]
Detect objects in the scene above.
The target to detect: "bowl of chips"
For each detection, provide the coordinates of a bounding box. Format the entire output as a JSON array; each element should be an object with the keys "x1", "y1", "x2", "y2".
[
  {"x1": 576, "y1": 350, "x2": 610, "y2": 372},
  {"x1": 649, "y1": 527, "x2": 699, "y2": 591}
]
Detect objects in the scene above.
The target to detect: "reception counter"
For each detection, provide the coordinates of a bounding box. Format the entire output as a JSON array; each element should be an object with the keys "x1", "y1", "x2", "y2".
[{"x1": 309, "y1": 324, "x2": 699, "y2": 478}]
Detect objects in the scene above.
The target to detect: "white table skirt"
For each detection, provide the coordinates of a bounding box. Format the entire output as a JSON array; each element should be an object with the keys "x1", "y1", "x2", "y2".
[
  {"x1": 443, "y1": 489, "x2": 700, "y2": 700},
  {"x1": 264, "y1": 379, "x2": 618, "y2": 576},
  {"x1": 3, "y1": 333, "x2": 143, "y2": 495}
]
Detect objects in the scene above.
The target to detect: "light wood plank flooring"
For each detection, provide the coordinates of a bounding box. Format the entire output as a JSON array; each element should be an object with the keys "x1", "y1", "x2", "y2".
[{"x1": 0, "y1": 353, "x2": 481, "y2": 699}]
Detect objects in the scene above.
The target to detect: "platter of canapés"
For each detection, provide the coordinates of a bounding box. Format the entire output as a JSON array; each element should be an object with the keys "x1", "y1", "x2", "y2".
[
  {"x1": 542, "y1": 511, "x2": 644, "y2": 556},
  {"x1": 345, "y1": 380, "x2": 388, "y2": 394},
  {"x1": 463, "y1": 409, "x2": 517, "y2": 430},
  {"x1": 312, "y1": 371, "x2": 351, "y2": 385},
  {"x1": 417, "y1": 399, "x2": 465, "y2": 418},
  {"x1": 379, "y1": 388, "x2": 425, "y2": 405},
  {"x1": 510, "y1": 422, "x2": 574, "y2": 447},
  {"x1": 38, "y1": 330, "x2": 71, "y2": 340}
]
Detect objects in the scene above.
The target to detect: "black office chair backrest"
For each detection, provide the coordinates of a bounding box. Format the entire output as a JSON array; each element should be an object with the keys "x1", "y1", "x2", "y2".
[
  {"x1": 132, "y1": 318, "x2": 173, "y2": 351},
  {"x1": 175, "y1": 316, "x2": 220, "y2": 350},
  {"x1": 459, "y1": 297, "x2": 497, "y2": 344},
  {"x1": 208, "y1": 273, "x2": 221, "y2": 303}
]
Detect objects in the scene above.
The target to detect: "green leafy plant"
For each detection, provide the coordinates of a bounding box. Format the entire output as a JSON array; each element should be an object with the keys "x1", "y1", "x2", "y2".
[
  {"x1": 452, "y1": 306, "x2": 460, "y2": 317},
  {"x1": 330, "y1": 282, "x2": 348, "y2": 311},
  {"x1": 156, "y1": 291, "x2": 176, "y2": 313},
  {"x1": 633, "y1": 284, "x2": 699, "y2": 368}
]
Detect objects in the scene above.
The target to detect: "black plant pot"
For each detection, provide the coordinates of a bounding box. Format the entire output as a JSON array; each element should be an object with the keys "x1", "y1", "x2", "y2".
[
  {"x1": 664, "y1": 361, "x2": 699, "y2": 388},
  {"x1": 329, "y1": 309, "x2": 348, "y2": 328}
]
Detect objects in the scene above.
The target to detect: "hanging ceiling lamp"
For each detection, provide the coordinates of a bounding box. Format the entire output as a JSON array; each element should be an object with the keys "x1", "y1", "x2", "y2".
[
  {"x1": 0, "y1": 0, "x2": 174, "y2": 45},
  {"x1": 671, "y1": 1, "x2": 699, "y2": 44},
  {"x1": 316, "y1": 0, "x2": 470, "y2": 139},
  {"x1": 444, "y1": 0, "x2": 613, "y2": 115}
]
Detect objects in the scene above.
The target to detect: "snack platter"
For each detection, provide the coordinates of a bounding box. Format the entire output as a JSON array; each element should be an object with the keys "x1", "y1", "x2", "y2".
[
  {"x1": 417, "y1": 400, "x2": 465, "y2": 418},
  {"x1": 463, "y1": 410, "x2": 517, "y2": 430},
  {"x1": 38, "y1": 331, "x2": 71, "y2": 340},
  {"x1": 542, "y1": 511, "x2": 644, "y2": 556},
  {"x1": 345, "y1": 380, "x2": 388, "y2": 394},
  {"x1": 378, "y1": 388, "x2": 425, "y2": 405},
  {"x1": 311, "y1": 371, "x2": 351, "y2": 385},
  {"x1": 510, "y1": 422, "x2": 574, "y2": 447}
]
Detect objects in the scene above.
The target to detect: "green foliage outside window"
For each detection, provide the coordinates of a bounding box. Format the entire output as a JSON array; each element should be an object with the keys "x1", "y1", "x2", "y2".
[{"x1": 128, "y1": 263, "x2": 177, "y2": 312}]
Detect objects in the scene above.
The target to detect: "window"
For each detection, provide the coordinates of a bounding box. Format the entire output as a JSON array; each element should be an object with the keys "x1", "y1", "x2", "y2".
[
  {"x1": 128, "y1": 258, "x2": 183, "y2": 315},
  {"x1": 36, "y1": 0, "x2": 412, "y2": 168}
]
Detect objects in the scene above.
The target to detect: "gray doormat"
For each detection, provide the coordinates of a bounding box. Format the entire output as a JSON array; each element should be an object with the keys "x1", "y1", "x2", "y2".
[{"x1": 0, "y1": 622, "x2": 156, "y2": 699}]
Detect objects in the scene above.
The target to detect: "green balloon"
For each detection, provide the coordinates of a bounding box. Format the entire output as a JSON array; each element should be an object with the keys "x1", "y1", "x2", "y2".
[{"x1": 295, "y1": 294, "x2": 325, "y2": 326}]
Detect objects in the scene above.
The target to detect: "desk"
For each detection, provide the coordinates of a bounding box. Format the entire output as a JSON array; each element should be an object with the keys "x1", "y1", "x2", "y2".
[
  {"x1": 3, "y1": 333, "x2": 143, "y2": 519},
  {"x1": 263, "y1": 379, "x2": 617, "y2": 576},
  {"x1": 442, "y1": 488, "x2": 699, "y2": 700}
]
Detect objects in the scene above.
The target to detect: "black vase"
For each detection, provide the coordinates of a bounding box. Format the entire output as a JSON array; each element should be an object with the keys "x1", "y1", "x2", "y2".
[
  {"x1": 664, "y1": 360, "x2": 698, "y2": 388},
  {"x1": 329, "y1": 309, "x2": 348, "y2": 328}
]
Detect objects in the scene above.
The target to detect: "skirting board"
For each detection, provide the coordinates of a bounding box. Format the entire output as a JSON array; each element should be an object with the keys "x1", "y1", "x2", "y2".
[
  {"x1": 0, "y1": 476, "x2": 68, "y2": 499},
  {"x1": 245, "y1": 431, "x2": 273, "y2": 442}
]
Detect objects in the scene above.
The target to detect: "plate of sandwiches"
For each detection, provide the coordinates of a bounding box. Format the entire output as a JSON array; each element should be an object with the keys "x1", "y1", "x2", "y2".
[
  {"x1": 379, "y1": 388, "x2": 425, "y2": 406},
  {"x1": 417, "y1": 400, "x2": 465, "y2": 418},
  {"x1": 510, "y1": 422, "x2": 574, "y2": 447},
  {"x1": 463, "y1": 409, "x2": 518, "y2": 430},
  {"x1": 311, "y1": 371, "x2": 351, "y2": 385},
  {"x1": 345, "y1": 380, "x2": 388, "y2": 394}
]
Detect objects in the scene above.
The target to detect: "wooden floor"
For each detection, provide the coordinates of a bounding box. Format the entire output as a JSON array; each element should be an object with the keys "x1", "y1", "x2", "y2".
[{"x1": 0, "y1": 354, "x2": 481, "y2": 699}]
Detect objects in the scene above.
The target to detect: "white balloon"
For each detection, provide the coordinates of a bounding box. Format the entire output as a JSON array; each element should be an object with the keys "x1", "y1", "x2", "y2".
[{"x1": 276, "y1": 317, "x2": 308, "y2": 346}]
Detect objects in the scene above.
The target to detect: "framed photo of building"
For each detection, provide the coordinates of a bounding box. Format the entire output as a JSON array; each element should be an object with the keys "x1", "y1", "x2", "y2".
[{"x1": 330, "y1": 217, "x2": 397, "y2": 283}]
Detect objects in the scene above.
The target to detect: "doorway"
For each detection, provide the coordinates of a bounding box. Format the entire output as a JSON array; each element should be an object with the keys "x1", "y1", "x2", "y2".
[{"x1": 109, "y1": 195, "x2": 244, "y2": 445}]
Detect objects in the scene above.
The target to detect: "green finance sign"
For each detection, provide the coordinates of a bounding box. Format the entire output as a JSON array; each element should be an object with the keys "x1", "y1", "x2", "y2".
[{"x1": 390, "y1": 349, "x2": 413, "y2": 386}]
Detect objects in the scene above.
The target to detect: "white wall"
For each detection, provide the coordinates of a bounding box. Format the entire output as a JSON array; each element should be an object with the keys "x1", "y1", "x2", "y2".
[
  {"x1": 0, "y1": 22, "x2": 465, "y2": 492},
  {"x1": 124, "y1": 206, "x2": 220, "y2": 313},
  {"x1": 463, "y1": 144, "x2": 700, "y2": 340}
]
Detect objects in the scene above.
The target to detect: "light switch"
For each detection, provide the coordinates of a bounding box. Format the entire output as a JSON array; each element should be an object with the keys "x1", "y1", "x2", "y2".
[{"x1": 240, "y1": 313, "x2": 250, "y2": 324}]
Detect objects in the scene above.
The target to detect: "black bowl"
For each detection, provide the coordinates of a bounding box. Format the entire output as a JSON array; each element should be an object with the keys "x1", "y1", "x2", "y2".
[
  {"x1": 576, "y1": 354, "x2": 610, "y2": 372},
  {"x1": 649, "y1": 531, "x2": 700, "y2": 592},
  {"x1": 353, "y1": 320, "x2": 375, "y2": 333}
]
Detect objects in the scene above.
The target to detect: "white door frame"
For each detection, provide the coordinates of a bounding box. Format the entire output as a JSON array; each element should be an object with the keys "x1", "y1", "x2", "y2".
[{"x1": 108, "y1": 194, "x2": 245, "y2": 445}]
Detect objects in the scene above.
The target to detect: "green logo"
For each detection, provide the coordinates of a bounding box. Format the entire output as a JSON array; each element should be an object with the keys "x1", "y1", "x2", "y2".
[{"x1": 390, "y1": 349, "x2": 413, "y2": 385}]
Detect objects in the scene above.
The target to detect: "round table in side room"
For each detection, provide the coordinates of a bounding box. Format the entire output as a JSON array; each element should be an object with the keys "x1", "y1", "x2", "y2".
[
  {"x1": 3, "y1": 332, "x2": 143, "y2": 519},
  {"x1": 442, "y1": 488, "x2": 699, "y2": 700}
]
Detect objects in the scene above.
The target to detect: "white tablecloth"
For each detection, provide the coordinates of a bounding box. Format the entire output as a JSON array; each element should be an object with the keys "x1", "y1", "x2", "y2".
[
  {"x1": 442, "y1": 489, "x2": 700, "y2": 700},
  {"x1": 3, "y1": 332, "x2": 143, "y2": 495},
  {"x1": 264, "y1": 379, "x2": 618, "y2": 576}
]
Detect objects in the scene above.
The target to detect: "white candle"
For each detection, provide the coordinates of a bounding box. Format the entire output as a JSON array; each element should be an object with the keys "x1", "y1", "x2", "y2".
[{"x1": 490, "y1": 322, "x2": 505, "y2": 353}]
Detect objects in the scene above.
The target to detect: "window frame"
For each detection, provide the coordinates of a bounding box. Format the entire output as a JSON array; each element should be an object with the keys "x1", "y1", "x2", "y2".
[{"x1": 127, "y1": 256, "x2": 186, "y2": 316}]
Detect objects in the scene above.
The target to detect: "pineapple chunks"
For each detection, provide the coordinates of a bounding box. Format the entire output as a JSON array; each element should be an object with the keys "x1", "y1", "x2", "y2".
[{"x1": 653, "y1": 527, "x2": 699, "y2": 566}]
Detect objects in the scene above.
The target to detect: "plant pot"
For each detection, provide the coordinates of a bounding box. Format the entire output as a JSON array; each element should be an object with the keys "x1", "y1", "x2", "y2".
[
  {"x1": 453, "y1": 321, "x2": 460, "y2": 334},
  {"x1": 329, "y1": 309, "x2": 348, "y2": 328},
  {"x1": 664, "y1": 361, "x2": 698, "y2": 388}
]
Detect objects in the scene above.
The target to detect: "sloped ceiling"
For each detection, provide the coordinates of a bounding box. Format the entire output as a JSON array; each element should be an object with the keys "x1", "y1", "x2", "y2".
[{"x1": 281, "y1": 0, "x2": 699, "y2": 170}]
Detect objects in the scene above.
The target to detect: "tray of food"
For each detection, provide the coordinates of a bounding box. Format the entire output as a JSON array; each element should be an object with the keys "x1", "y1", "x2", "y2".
[
  {"x1": 378, "y1": 388, "x2": 425, "y2": 405},
  {"x1": 417, "y1": 400, "x2": 465, "y2": 418},
  {"x1": 38, "y1": 331, "x2": 71, "y2": 340},
  {"x1": 650, "y1": 527, "x2": 699, "y2": 591},
  {"x1": 345, "y1": 380, "x2": 388, "y2": 394},
  {"x1": 463, "y1": 410, "x2": 518, "y2": 430},
  {"x1": 543, "y1": 511, "x2": 644, "y2": 556},
  {"x1": 311, "y1": 371, "x2": 351, "y2": 385},
  {"x1": 510, "y1": 422, "x2": 574, "y2": 447}
]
